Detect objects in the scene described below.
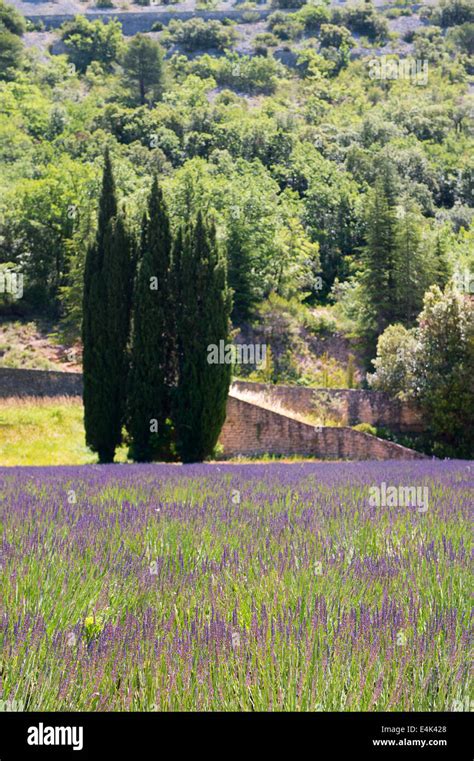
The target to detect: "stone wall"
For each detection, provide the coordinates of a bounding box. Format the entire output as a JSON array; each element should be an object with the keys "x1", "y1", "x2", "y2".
[
  {"x1": 231, "y1": 380, "x2": 424, "y2": 433},
  {"x1": 219, "y1": 397, "x2": 425, "y2": 460},
  {"x1": 26, "y1": 9, "x2": 275, "y2": 35},
  {"x1": 0, "y1": 368, "x2": 83, "y2": 398},
  {"x1": 0, "y1": 368, "x2": 425, "y2": 460}
]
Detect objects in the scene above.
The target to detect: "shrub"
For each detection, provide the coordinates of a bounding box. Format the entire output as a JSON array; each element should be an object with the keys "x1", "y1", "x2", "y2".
[
  {"x1": 333, "y1": 2, "x2": 388, "y2": 42},
  {"x1": 254, "y1": 32, "x2": 279, "y2": 47},
  {"x1": 297, "y1": 4, "x2": 331, "y2": 32},
  {"x1": 189, "y1": 53, "x2": 283, "y2": 94},
  {"x1": 166, "y1": 18, "x2": 236, "y2": 51},
  {"x1": 61, "y1": 16, "x2": 124, "y2": 73},
  {"x1": 271, "y1": 0, "x2": 307, "y2": 8},
  {"x1": 440, "y1": 0, "x2": 474, "y2": 27},
  {"x1": 353, "y1": 423, "x2": 377, "y2": 436},
  {"x1": 319, "y1": 23, "x2": 354, "y2": 50},
  {"x1": 268, "y1": 11, "x2": 304, "y2": 40},
  {"x1": 0, "y1": 0, "x2": 26, "y2": 36}
]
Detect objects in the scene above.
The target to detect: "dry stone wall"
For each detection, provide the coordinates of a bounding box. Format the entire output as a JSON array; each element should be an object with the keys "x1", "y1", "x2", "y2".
[
  {"x1": 220, "y1": 396, "x2": 425, "y2": 460},
  {"x1": 231, "y1": 380, "x2": 424, "y2": 433}
]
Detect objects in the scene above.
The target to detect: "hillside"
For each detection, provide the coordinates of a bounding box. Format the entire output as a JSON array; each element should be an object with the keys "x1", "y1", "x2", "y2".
[{"x1": 0, "y1": 0, "x2": 473, "y2": 455}]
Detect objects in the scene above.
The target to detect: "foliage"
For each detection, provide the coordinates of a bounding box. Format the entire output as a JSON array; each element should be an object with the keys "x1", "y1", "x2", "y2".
[
  {"x1": 271, "y1": 0, "x2": 308, "y2": 8},
  {"x1": 410, "y1": 285, "x2": 474, "y2": 458},
  {"x1": 0, "y1": 0, "x2": 25, "y2": 36},
  {"x1": 369, "y1": 286, "x2": 474, "y2": 458},
  {"x1": 368, "y1": 324, "x2": 417, "y2": 398},
  {"x1": 82, "y1": 150, "x2": 128, "y2": 464},
  {"x1": 164, "y1": 18, "x2": 236, "y2": 51},
  {"x1": 174, "y1": 212, "x2": 232, "y2": 462},
  {"x1": 0, "y1": 30, "x2": 23, "y2": 80},
  {"x1": 61, "y1": 16, "x2": 124, "y2": 73},
  {"x1": 0, "y1": 1, "x2": 472, "y2": 455},
  {"x1": 353, "y1": 422, "x2": 377, "y2": 436},
  {"x1": 127, "y1": 178, "x2": 175, "y2": 462},
  {"x1": 123, "y1": 34, "x2": 165, "y2": 105},
  {"x1": 360, "y1": 163, "x2": 444, "y2": 344},
  {"x1": 319, "y1": 24, "x2": 354, "y2": 50},
  {"x1": 439, "y1": 0, "x2": 474, "y2": 27},
  {"x1": 187, "y1": 52, "x2": 284, "y2": 93},
  {"x1": 333, "y1": 2, "x2": 389, "y2": 41}
]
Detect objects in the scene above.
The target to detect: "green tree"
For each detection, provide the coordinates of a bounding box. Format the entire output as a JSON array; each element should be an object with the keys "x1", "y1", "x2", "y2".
[
  {"x1": 227, "y1": 221, "x2": 257, "y2": 322},
  {"x1": 123, "y1": 34, "x2": 164, "y2": 106},
  {"x1": 319, "y1": 23, "x2": 353, "y2": 49},
  {"x1": 369, "y1": 286, "x2": 474, "y2": 458},
  {"x1": 61, "y1": 16, "x2": 124, "y2": 73},
  {"x1": 412, "y1": 285, "x2": 474, "y2": 457},
  {"x1": 0, "y1": 1, "x2": 26, "y2": 36},
  {"x1": 368, "y1": 323, "x2": 417, "y2": 397},
  {"x1": 1, "y1": 158, "x2": 97, "y2": 310},
  {"x1": 0, "y1": 1, "x2": 24, "y2": 81},
  {"x1": 127, "y1": 177, "x2": 175, "y2": 462},
  {"x1": 395, "y1": 206, "x2": 428, "y2": 325},
  {"x1": 102, "y1": 211, "x2": 135, "y2": 456},
  {"x1": 165, "y1": 18, "x2": 236, "y2": 52},
  {"x1": 82, "y1": 150, "x2": 134, "y2": 463},
  {"x1": 361, "y1": 163, "x2": 400, "y2": 338},
  {"x1": 174, "y1": 212, "x2": 232, "y2": 462},
  {"x1": 432, "y1": 233, "x2": 451, "y2": 289}
]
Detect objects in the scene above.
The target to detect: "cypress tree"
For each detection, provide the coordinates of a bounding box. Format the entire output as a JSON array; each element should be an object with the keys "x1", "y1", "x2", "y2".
[
  {"x1": 82, "y1": 148, "x2": 120, "y2": 464},
  {"x1": 127, "y1": 177, "x2": 174, "y2": 462},
  {"x1": 174, "y1": 212, "x2": 232, "y2": 463},
  {"x1": 102, "y1": 210, "x2": 135, "y2": 452}
]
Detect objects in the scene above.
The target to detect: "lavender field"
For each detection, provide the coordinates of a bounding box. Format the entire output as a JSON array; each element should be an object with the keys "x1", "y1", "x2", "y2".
[{"x1": 0, "y1": 461, "x2": 471, "y2": 712}]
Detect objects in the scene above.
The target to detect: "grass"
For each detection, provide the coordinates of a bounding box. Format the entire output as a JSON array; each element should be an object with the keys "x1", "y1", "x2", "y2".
[
  {"x1": 229, "y1": 385, "x2": 344, "y2": 427},
  {"x1": 0, "y1": 397, "x2": 336, "y2": 467},
  {"x1": 0, "y1": 398, "x2": 128, "y2": 466}
]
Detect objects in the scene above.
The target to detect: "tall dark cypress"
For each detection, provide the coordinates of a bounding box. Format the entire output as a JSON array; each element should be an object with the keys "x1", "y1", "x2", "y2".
[
  {"x1": 82, "y1": 150, "x2": 134, "y2": 463},
  {"x1": 174, "y1": 212, "x2": 232, "y2": 463},
  {"x1": 82, "y1": 149, "x2": 118, "y2": 463},
  {"x1": 103, "y1": 211, "x2": 135, "y2": 451},
  {"x1": 127, "y1": 177, "x2": 174, "y2": 462}
]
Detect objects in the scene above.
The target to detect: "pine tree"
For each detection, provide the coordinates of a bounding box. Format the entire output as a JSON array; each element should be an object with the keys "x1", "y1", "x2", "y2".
[
  {"x1": 433, "y1": 232, "x2": 451, "y2": 289},
  {"x1": 174, "y1": 212, "x2": 232, "y2": 463},
  {"x1": 82, "y1": 148, "x2": 122, "y2": 464},
  {"x1": 227, "y1": 222, "x2": 255, "y2": 322},
  {"x1": 395, "y1": 205, "x2": 426, "y2": 326},
  {"x1": 362, "y1": 163, "x2": 399, "y2": 339},
  {"x1": 127, "y1": 177, "x2": 174, "y2": 462},
  {"x1": 123, "y1": 34, "x2": 164, "y2": 106}
]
